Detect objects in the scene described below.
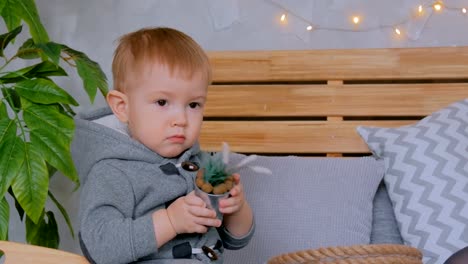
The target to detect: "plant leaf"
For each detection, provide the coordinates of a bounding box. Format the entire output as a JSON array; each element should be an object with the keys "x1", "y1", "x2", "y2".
[
  {"x1": 0, "y1": 196, "x2": 9, "y2": 240},
  {"x1": 0, "y1": 25, "x2": 22, "y2": 56},
  {"x1": 1, "y1": 88, "x2": 21, "y2": 112},
  {"x1": 0, "y1": 0, "x2": 22, "y2": 33},
  {"x1": 60, "y1": 44, "x2": 108, "y2": 102},
  {"x1": 37, "y1": 42, "x2": 62, "y2": 65},
  {"x1": 22, "y1": 100, "x2": 78, "y2": 182},
  {"x1": 0, "y1": 99, "x2": 8, "y2": 119},
  {"x1": 11, "y1": 142, "x2": 48, "y2": 224},
  {"x1": 0, "y1": 61, "x2": 67, "y2": 84},
  {"x1": 1, "y1": 0, "x2": 48, "y2": 43},
  {"x1": 15, "y1": 78, "x2": 78, "y2": 105},
  {"x1": 0, "y1": 0, "x2": 6, "y2": 16},
  {"x1": 26, "y1": 211, "x2": 59, "y2": 248},
  {"x1": 17, "y1": 38, "x2": 40, "y2": 60},
  {"x1": 48, "y1": 191, "x2": 74, "y2": 239},
  {"x1": 0, "y1": 119, "x2": 25, "y2": 199}
]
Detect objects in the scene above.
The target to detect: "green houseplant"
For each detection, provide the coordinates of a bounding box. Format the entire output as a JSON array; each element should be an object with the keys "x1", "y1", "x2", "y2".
[{"x1": 0, "y1": 0, "x2": 108, "y2": 248}]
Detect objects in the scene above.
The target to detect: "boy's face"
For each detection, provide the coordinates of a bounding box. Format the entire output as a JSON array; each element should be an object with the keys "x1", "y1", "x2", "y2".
[{"x1": 123, "y1": 63, "x2": 207, "y2": 158}]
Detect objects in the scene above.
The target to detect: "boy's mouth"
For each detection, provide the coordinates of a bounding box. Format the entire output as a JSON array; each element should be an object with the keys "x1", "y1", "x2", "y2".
[{"x1": 168, "y1": 135, "x2": 185, "y2": 143}]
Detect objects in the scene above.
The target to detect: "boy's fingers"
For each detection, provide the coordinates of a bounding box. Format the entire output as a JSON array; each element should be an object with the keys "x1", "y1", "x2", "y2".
[
  {"x1": 185, "y1": 193, "x2": 206, "y2": 207},
  {"x1": 189, "y1": 206, "x2": 217, "y2": 218},
  {"x1": 232, "y1": 173, "x2": 241, "y2": 183}
]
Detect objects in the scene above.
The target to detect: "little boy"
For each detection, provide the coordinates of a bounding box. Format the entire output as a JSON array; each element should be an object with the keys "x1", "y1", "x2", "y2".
[{"x1": 72, "y1": 27, "x2": 254, "y2": 264}]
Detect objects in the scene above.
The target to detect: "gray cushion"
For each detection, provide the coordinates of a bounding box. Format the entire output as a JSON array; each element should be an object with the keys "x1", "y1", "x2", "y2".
[
  {"x1": 371, "y1": 182, "x2": 403, "y2": 244},
  {"x1": 224, "y1": 154, "x2": 384, "y2": 264},
  {"x1": 357, "y1": 98, "x2": 468, "y2": 264}
]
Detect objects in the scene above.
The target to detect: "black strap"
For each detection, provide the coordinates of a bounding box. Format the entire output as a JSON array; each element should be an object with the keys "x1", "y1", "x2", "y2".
[
  {"x1": 172, "y1": 242, "x2": 192, "y2": 258},
  {"x1": 159, "y1": 163, "x2": 180, "y2": 175}
]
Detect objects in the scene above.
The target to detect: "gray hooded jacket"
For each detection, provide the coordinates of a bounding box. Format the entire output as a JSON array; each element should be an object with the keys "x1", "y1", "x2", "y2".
[{"x1": 71, "y1": 107, "x2": 254, "y2": 264}]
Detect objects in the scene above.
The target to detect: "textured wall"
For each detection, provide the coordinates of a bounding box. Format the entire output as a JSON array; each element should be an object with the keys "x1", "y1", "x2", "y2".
[{"x1": 6, "y1": 0, "x2": 468, "y2": 254}]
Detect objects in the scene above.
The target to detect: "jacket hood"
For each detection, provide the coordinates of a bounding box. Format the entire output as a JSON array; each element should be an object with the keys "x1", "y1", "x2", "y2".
[{"x1": 71, "y1": 107, "x2": 200, "y2": 185}]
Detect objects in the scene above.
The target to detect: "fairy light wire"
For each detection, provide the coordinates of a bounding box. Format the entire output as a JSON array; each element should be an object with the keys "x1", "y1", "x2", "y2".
[{"x1": 265, "y1": 0, "x2": 466, "y2": 35}]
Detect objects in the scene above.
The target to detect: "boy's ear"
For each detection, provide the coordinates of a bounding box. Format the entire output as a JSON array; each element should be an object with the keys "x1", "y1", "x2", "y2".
[{"x1": 106, "y1": 90, "x2": 129, "y2": 123}]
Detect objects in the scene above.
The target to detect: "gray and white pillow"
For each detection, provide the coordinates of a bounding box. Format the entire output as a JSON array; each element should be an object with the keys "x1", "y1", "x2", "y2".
[
  {"x1": 357, "y1": 98, "x2": 468, "y2": 264},
  {"x1": 224, "y1": 154, "x2": 385, "y2": 264}
]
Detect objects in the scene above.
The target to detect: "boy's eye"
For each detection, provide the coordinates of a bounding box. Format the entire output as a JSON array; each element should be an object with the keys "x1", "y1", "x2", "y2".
[
  {"x1": 156, "y1": 100, "x2": 167, "y2": 106},
  {"x1": 189, "y1": 102, "x2": 201, "y2": 109}
]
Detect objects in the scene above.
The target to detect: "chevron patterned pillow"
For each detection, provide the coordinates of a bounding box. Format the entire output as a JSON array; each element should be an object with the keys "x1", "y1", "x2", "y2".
[{"x1": 357, "y1": 98, "x2": 468, "y2": 264}]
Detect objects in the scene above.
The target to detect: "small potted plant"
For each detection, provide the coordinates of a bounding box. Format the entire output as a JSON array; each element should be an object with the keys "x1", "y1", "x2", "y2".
[{"x1": 194, "y1": 143, "x2": 271, "y2": 219}]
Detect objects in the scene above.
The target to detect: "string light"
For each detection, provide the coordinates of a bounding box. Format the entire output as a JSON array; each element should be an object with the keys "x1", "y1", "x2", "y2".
[
  {"x1": 352, "y1": 16, "x2": 360, "y2": 24},
  {"x1": 269, "y1": 0, "x2": 467, "y2": 40},
  {"x1": 433, "y1": 2, "x2": 442, "y2": 11},
  {"x1": 280, "y1": 13, "x2": 287, "y2": 23}
]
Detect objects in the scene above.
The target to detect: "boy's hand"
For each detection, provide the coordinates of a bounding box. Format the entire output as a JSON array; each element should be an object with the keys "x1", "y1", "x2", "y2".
[
  {"x1": 167, "y1": 191, "x2": 221, "y2": 234},
  {"x1": 218, "y1": 174, "x2": 246, "y2": 215}
]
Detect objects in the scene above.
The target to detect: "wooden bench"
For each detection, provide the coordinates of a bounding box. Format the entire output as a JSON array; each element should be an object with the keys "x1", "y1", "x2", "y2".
[{"x1": 201, "y1": 46, "x2": 468, "y2": 156}]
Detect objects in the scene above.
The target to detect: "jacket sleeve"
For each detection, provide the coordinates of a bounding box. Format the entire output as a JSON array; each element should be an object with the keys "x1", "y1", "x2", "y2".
[
  {"x1": 217, "y1": 218, "x2": 255, "y2": 250},
  {"x1": 79, "y1": 162, "x2": 157, "y2": 264}
]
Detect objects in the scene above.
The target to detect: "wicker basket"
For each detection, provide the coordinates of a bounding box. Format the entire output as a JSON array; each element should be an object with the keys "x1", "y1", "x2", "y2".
[{"x1": 267, "y1": 244, "x2": 422, "y2": 264}]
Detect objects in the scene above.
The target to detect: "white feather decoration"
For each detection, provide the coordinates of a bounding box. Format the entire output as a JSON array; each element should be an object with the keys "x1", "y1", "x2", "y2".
[
  {"x1": 222, "y1": 142, "x2": 230, "y2": 165},
  {"x1": 234, "y1": 154, "x2": 258, "y2": 169},
  {"x1": 248, "y1": 165, "x2": 272, "y2": 174}
]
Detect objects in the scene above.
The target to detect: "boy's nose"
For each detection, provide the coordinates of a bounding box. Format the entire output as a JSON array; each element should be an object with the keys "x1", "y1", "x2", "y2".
[{"x1": 171, "y1": 110, "x2": 187, "y2": 127}]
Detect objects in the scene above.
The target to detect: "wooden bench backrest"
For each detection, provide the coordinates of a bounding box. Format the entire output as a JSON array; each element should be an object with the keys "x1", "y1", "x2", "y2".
[{"x1": 200, "y1": 47, "x2": 468, "y2": 156}]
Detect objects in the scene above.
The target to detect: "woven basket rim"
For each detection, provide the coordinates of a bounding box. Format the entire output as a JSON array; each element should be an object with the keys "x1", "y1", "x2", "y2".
[{"x1": 267, "y1": 243, "x2": 423, "y2": 264}]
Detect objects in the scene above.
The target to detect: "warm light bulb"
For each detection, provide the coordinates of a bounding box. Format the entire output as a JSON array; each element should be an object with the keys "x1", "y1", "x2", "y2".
[
  {"x1": 306, "y1": 25, "x2": 313, "y2": 31},
  {"x1": 395, "y1": 28, "x2": 401, "y2": 35},
  {"x1": 418, "y1": 5, "x2": 423, "y2": 13},
  {"x1": 280, "y1": 14, "x2": 287, "y2": 22},
  {"x1": 433, "y1": 3, "x2": 442, "y2": 11},
  {"x1": 462, "y1": 8, "x2": 467, "y2": 13},
  {"x1": 353, "y1": 16, "x2": 360, "y2": 24}
]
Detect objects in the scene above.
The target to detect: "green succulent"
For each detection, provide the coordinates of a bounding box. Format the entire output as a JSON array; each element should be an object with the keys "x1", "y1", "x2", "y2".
[{"x1": 200, "y1": 152, "x2": 229, "y2": 186}]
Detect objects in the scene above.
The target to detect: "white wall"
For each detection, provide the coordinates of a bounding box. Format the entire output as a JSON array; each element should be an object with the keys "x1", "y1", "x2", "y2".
[{"x1": 6, "y1": 0, "x2": 468, "y2": 254}]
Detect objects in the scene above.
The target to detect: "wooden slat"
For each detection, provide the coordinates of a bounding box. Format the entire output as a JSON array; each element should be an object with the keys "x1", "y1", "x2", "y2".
[
  {"x1": 0, "y1": 241, "x2": 89, "y2": 264},
  {"x1": 199, "y1": 120, "x2": 415, "y2": 154},
  {"x1": 205, "y1": 83, "x2": 467, "y2": 117},
  {"x1": 208, "y1": 47, "x2": 468, "y2": 82}
]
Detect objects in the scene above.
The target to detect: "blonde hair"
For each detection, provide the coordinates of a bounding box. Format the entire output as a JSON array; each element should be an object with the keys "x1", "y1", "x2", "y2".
[{"x1": 112, "y1": 27, "x2": 211, "y2": 92}]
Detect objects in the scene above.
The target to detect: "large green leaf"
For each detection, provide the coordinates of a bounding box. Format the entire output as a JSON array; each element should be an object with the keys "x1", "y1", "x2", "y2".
[
  {"x1": 0, "y1": 0, "x2": 6, "y2": 16},
  {"x1": 0, "y1": 119, "x2": 25, "y2": 199},
  {"x1": 1, "y1": 0, "x2": 49, "y2": 44},
  {"x1": 15, "y1": 78, "x2": 78, "y2": 106},
  {"x1": 22, "y1": 101, "x2": 78, "y2": 182},
  {"x1": 0, "y1": 0, "x2": 21, "y2": 33},
  {"x1": 17, "y1": 38, "x2": 40, "y2": 60},
  {"x1": 11, "y1": 142, "x2": 48, "y2": 224},
  {"x1": 0, "y1": 197, "x2": 9, "y2": 240},
  {"x1": 26, "y1": 211, "x2": 59, "y2": 248},
  {"x1": 17, "y1": 0, "x2": 49, "y2": 44},
  {"x1": 37, "y1": 42, "x2": 61, "y2": 65},
  {"x1": 61, "y1": 45, "x2": 108, "y2": 102},
  {"x1": 0, "y1": 25, "x2": 22, "y2": 56},
  {"x1": 48, "y1": 191, "x2": 74, "y2": 239},
  {"x1": 0, "y1": 61, "x2": 67, "y2": 84}
]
